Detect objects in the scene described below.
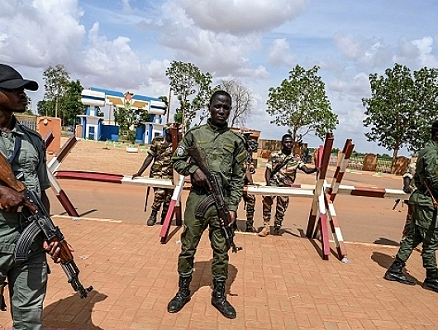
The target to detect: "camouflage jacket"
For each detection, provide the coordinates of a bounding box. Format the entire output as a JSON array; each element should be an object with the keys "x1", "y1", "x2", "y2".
[
  {"x1": 267, "y1": 150, "x2": 304, "y2": 187},
  {"x1": 148, "y1": 136, "x2": 173, "y2": 178}
]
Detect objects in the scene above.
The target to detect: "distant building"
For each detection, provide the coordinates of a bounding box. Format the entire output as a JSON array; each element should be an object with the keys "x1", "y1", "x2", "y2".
[{"x1": 80, "y1": 87, "x2": 167, "y2": 143}]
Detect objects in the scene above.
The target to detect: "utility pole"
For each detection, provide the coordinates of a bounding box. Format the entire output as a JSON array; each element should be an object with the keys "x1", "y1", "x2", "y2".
[{"x1": 166, "y1": 87, "x2": 172, "y2": 123}]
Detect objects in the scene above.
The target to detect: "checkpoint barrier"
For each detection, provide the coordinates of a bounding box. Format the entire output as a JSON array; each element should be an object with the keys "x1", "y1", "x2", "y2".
[
  {"x1": 53, "y1": 132, "x2": 410, "y2": 261},
  {"x1": 45, "y1": 134, "x2": 79, "y2": 217}
]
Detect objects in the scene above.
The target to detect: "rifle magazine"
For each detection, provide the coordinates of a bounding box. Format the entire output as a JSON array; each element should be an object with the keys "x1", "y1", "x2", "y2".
[{"x1": 14, "y1": 221, "x2": 41, "y2": 262}]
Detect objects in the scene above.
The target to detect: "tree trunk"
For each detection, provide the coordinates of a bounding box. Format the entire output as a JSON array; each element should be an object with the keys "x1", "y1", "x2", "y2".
[{"x1": 391, "y1": 147, "x2": 399, "y2": 174}]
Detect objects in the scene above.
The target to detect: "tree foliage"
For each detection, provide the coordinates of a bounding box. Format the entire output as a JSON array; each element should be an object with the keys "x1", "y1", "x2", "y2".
[
  {"x1": 220, "y1": 79, "x2": 254, "y2": 128},
  {"x1": 362, "y1": 63, "x2": 438, "y2": 170},
  {"x1": 113, "y1": 105, "x2": 150, "y2": 144},
  {"x1": 61, "y1": 80, "x2": 85, "y2": 126},
  {"x1": 38, "y1": 64, "x2": 85, "y2": 126},
  {"x1": 266, "y1": 65, "x2": 338, "y2": 145},
  {"x1": 165, "y1": 61, "x2": 214, "y2": 131}
]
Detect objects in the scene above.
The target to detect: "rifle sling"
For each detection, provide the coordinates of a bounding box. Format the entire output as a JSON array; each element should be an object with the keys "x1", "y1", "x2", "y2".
[
  {"x1": 270, "y1": 154, "x2": 293, "y2": 178},
  {"x1": 14, "y1": 221, "x2": 41, "y2": 262}
]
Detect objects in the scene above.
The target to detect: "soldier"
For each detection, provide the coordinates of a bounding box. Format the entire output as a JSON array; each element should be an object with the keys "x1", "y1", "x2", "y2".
[
  {"x1": 0, "y1": 64, "x2": 65, "y2": 329},
  {"x1": 241, "y1": 131, "x2": 257, "y2": 232},
  {"x1": 384, "y1": 121, "x2": 438, "y2": 293},
  {"x1": 132, "y1": 124, "x2": 174, "y2": 226},
  {"x1": 400, "y1": 157, "x2": 417, "y2": 241},
  {"x1": 259, "y1": 134, "x2": 317, "y2": 237},
  {"x1": 167, "y1": 90, "x2": 247, "y2": 319}
]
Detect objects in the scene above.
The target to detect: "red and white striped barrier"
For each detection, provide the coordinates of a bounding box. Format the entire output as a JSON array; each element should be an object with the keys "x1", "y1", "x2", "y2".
[
  {"x1": 45, "y1": 135, "x2": 79, "y2": 217},
  {"x1": 327, "y1": 139, "x2": 354, "y2": 202},
  {"x1": 55, "y1": 170, "x2": 175, "y2": 188},
  {"x1": 160, "y1": 175, "x2": 185, "y2": 243}
]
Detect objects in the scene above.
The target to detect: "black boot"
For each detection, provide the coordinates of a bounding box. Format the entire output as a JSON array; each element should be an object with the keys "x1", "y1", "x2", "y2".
[
  {"x1": 423, "y1": 268, "x2": 438, "y2": 292},
  {"x1": 211, "y1": 279, "x2": 236, "y2": 319},
  {"x1": 147, "y1": 210, "x2": 158, "y2": 226},
  {"x1": 167, "y1": 276, "x2": 192, "y2": 313},
  {"x1": 384, "y1": 258, "x2": 415, "y2": 285}
]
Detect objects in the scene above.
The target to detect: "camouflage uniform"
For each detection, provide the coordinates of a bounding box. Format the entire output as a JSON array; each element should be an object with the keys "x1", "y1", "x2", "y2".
[
  {"x1": 397, "y1": 140, "x2": 438, "y2": 270},
  {"x1": 401, "y1": 161, "x2": 416, "y2": 239},
  {"x1": 242, "y1": 146, "x2": 256, "y2": 230},
  {"x1": 172, "y1": 119, "x2": 247, "y2": 280},
  {"x1": 263, "y1": 152, "x2": 304, "y2": 229},
  {"x1": 148, "y1": 136, "x2": 174, "y2": 219}
]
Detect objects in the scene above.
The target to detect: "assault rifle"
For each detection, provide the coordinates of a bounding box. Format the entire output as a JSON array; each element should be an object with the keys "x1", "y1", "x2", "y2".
[
  {"x1": 0, "y1": 152, "x2": 93, "y2": 298},
  {"x1": 187, "y1": 145, "x2": 242, "y2": 253}
]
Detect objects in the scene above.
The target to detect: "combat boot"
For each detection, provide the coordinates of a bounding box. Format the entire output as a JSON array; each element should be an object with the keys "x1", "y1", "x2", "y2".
[
  {"x1": 211, "y1": 279, "x2": 236, "y2": 319},
  {"x1": 147, "y1": 210, "x2": 158, "y2": 226},
  {"x1": 245, "y1": 220, "x2": 255, "y2": 232},
  {"x1": 384, "y1": 258, "x2": 415, "y2": 285},
  {"x1": 258, "y1": 222, "x2": 270, "y2": 237},
  {"x1": 167, "y1": 276, "x2": 192, "y2": 313},
  {"x1": 423, "y1": 268, "x2": 438, "y2": 292},
  {"x1": 273, "y1": 226, "x2": 281, "y2": 235}
]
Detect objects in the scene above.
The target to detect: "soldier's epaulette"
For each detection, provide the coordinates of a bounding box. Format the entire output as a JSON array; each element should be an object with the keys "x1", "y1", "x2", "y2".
[
  {"x1": 230, "y1": 129, "x2": 246, "y2": 144},
  {"x1": 185, "y1": 125, "x2": 202, "y2": 135}
]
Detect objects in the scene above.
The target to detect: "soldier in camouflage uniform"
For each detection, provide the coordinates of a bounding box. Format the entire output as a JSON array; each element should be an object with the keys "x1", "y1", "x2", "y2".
[
  {"x1": 259, "y1": 134, "x2": 317, "y2": 237},
  {"x1": 241, "y1": 131, "x2": 256, "y2": 232},
  {"x1": 384, "y1": 121, "x2": 438, "y2": 293},
  {"x1": 167, "y1": 90, "x2": 247, "y2": 319},
  {"x1": 400, "y1": 157, "x2": 417, "y2": 241},
  {"x1": 132, "y1": 125, "x2": 174, "y2": 226}
]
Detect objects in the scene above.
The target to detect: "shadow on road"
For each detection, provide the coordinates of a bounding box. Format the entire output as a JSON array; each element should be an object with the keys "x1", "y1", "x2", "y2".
[
  {"x1": 373, "y1": 237, "x2": 400, "y2": 246},
  {"x1": 190, "y1": 260, "x2": 238, "y2": 297},
  {"x1": 43, "y1": 290, "x2": 107, "y2": 329}
]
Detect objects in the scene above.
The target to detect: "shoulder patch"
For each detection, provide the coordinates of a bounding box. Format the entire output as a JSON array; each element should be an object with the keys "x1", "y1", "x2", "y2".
[{"x1": 176, "y1": 146, "x2": 185, "y2": 157}]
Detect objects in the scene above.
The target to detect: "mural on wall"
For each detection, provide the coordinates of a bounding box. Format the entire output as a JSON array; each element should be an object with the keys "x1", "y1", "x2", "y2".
[{"x1": 80, "y1": 87, "x2": 167, "y2": 143}]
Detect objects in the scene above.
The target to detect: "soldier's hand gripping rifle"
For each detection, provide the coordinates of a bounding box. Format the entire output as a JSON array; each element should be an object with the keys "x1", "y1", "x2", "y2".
[
  {"x1": 0, "y1": 152, "x2": 93, "y2": 298},
  {"x1": 187, "y1": 145, "x2": 242, "y2": 253}
]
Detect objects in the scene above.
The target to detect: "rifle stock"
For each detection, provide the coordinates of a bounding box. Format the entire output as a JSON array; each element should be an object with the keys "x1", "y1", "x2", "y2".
[
  {"x1": 187, "y1": 145, "x2": 242, "y2": 253},
  {"x1": 0, "y1": 152, "x2": 93, "y2": 298}
]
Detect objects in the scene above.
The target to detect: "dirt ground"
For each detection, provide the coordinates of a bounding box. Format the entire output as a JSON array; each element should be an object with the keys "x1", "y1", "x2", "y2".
[{"x1": 48, "y1": 136, "x2": 409, "y2": 246}]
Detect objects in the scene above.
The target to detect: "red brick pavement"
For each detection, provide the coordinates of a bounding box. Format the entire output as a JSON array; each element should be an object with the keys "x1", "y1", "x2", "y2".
[{"x1": 0, "y1": 216, "x2": 437, "y2": 330}]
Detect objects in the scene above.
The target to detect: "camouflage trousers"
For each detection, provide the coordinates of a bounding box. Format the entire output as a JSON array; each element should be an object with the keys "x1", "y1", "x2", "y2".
[
  {"x1": 397, "y1": 203, "x2": 438, "y2": 270},
  {"x1": 151, "y1": 187, "x2": 173, "y2": 217},
  {"x1": 401, "y1": 203, "x2": 414, "y2": 239},
  {"x1": 177, "y1": 192, "x2": 230, "y2": 281},
  {"x1": 242, "y1": 192, "x2": 256, "y2": 227},
  {"x1": 262, "y1": 195, "x2": 289, "y2": 228}
]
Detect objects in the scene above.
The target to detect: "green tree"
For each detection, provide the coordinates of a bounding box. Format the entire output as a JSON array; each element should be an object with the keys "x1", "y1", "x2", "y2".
[
  {"x1": 60, "y1": 80, "x2": 85, "y2": 127},
  {"x1": 362, "y1": 63, "x2": 438, "y2": 171},
  {"x1": 113, "y1": 105, "x2": 150, "y2": 144},
  {"x1": 36, "y1": 99, "x2": 54, "y2": 117},
  {"x1": 266, "y1": 65, "x2": 338, "y2": 146},
  {"x1": 42, "y1": 64, "x2": 70, "y2": 120},
  {"x1": 220, "y1": 79, "x2": 254, "y2": 128},
  {"x1": 165, "y1": 61, "x2": 214, "y2": 131}
]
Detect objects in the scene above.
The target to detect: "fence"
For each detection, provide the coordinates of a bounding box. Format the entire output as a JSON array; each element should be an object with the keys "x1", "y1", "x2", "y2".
[
  {"x1": 15, "y1": 114, "x2": 37, "y2": 131},
  {"x1": 328, "y1": 154, "x2": 393, "y2": 173}
]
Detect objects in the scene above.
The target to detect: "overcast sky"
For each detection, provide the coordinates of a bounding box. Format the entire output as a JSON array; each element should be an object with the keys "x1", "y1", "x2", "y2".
[{"x1": 1, "y1": 0, "x2": 437, "y2": 155}]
